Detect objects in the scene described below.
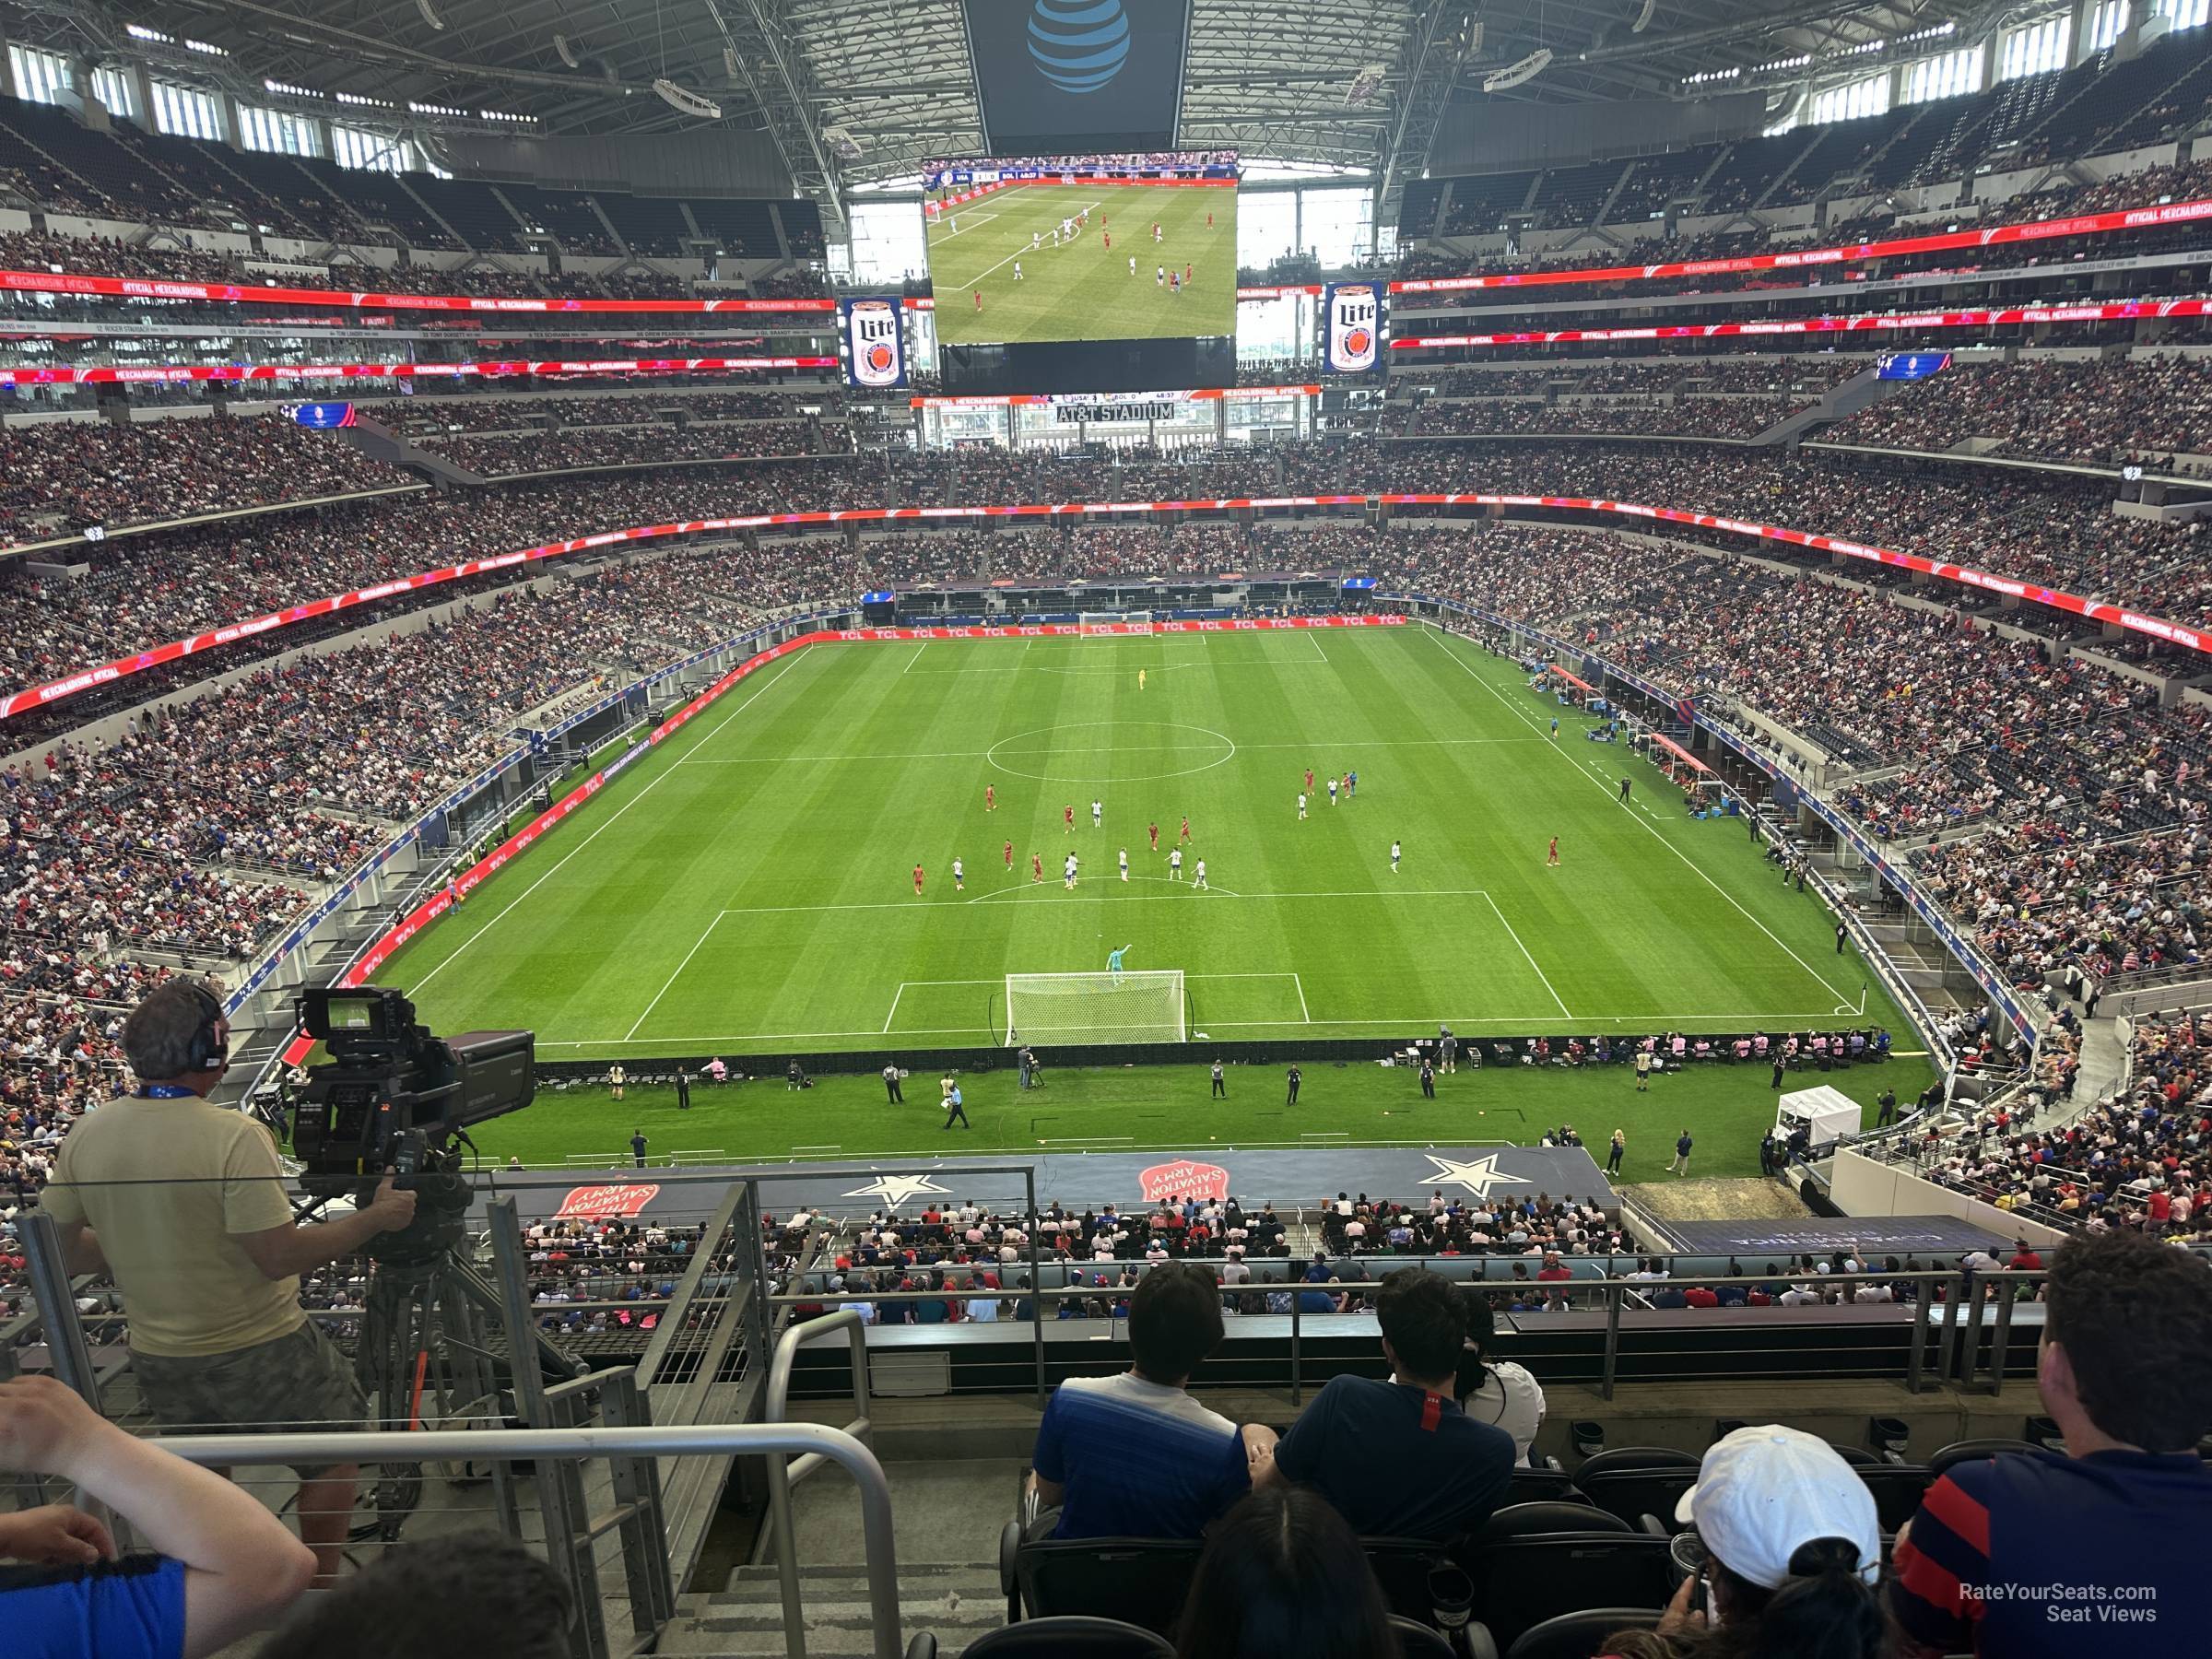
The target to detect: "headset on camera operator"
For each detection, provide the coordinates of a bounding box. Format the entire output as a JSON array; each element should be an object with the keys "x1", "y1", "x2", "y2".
[{"x1": 39, "y1": 979, "x2": 420, "y2": 1585}]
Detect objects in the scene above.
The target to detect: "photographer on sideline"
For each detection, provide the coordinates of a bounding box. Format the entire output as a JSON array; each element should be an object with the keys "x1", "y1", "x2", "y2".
[{"x1": 38, "y1": 980, "x2": 419, "y2": 1583}]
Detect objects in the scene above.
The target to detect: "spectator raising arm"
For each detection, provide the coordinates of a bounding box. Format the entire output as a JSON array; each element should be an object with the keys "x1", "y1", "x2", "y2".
[{"x1": 0, "y1": 1375, "x2": 316, "y2": 1659}]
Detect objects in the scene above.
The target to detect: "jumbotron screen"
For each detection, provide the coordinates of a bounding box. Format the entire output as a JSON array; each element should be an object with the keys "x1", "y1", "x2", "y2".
[{"x1": 924, "y1": 152, "x2": 1239, "y2": 354}]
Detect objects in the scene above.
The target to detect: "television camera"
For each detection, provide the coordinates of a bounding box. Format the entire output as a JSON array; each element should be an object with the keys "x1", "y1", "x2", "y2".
[{"x1": 290, "y1": 985, "x2": 534, "y2": 1263}]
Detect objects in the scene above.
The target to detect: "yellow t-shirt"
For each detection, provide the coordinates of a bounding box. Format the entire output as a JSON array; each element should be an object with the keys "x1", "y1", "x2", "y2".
[{"x1": 41, "y1": 1096, "x2": 305, "y2": 1358}]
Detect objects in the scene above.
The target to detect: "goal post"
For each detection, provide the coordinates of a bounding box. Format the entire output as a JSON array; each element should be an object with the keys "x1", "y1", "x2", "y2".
[
  {"x1": 1078, "y1": 610, "x2": 1155, "y2": 637},
  {"x1": 1005, "y1": 969, "x2": 1185, "y2": 1045}
]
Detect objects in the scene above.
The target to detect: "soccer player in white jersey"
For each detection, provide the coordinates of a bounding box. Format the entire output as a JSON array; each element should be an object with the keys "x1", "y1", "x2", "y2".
[
  {"x1": 1128, "y1": 255, "x2": 1136, "y2": 276},
  {"x1": 1327, "y1": 775, "x2": 1340, "y2": 806},
  {"x1": 1298, "y1": 792, "x2": 1308, "y2": 820},
  {"x1": 1091, "y1": 798, "x2": 1103, "y2": 829},
  {"x1": 953, "y1": 855, "x2": 966, "y2": 891},
  {"x1": 1169, "y1": 846, "x2": 1183, "y2": 880},
  {"x1": 1156, "y1": 265, "x2": 1165, "y2": 286},
  {"x1": 1194, "y1": 858, "x2": 1207, "y2": 890},
  {"x1": 1014, "y1": 261, "x2": 1023, "y2": 282},
  {"x1": 1064, "y1": 852, "x2": 1079, "y2": 889},
  {"x1": 1119, "y1": 847, "x2": 1130, "y2": 882},
  {"x1": 1031, "y1": 230, "x2": 1041, "y2": 249},
  {"x1": 1390, "y1": 840, "x2": 1402, "y2": 874}
]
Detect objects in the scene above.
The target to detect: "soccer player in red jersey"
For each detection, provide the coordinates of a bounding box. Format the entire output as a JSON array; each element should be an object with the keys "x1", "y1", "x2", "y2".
[
  {"x1": 1304, "y1": 767, "x2": 1314, "y2": 794},
  {"x1": 972, "y1": 288, "x2": 982, "y2": 311},
  {"x1": 1065, "y1": 804, "x2": 1076, "y2": 834},
  {"x1": 1180, "y1": 816, "x2": 1191, "y2": 843},
  {"x1": 1147, "y1": 821, "x2": 1159, "y2": 851},
  {"x1": 913, "y1": 863, "x2": 925, "y2": 894},
  {"x1": 985, "y1": 784, "x2": 995, "y2": 810},
  {"x1": 1547, "y1": 837, "x2": 1559, "y2": 867},
  {"x1": 1030, "y1": 853, "x2": 1043, "y2": 883},
  {"x1": 1004, "y1": 839, "x2": 1015, "y2": 868}
]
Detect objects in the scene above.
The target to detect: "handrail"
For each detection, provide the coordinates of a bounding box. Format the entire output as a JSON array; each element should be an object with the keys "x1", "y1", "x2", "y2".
[
  {"x1": 145, "y1": 1422, "x2": 903, "y2": 1659},
  {"x1": 763, "y1": 1310, "x2": 875, "y2": 1659}
]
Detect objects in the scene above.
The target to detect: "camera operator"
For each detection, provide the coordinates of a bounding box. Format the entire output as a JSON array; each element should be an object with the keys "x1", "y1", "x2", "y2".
[{"x1": 38, "y1": 980, "x2": 420, "y2": 1584}]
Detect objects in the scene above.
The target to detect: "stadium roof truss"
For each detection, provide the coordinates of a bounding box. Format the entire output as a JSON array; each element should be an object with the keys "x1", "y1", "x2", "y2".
[{"x1": 7, "y1": 0, "x2": 1992, "y2": 224}]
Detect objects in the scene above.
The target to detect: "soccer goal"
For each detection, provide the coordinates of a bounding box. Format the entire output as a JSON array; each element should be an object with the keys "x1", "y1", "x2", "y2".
[
  {"x1": 1006, "y1": 970, "x2": 1186, "y2": 1044},
  {"x1": 1078, "y1": 610, "x2": 1156, "y2": 637}
]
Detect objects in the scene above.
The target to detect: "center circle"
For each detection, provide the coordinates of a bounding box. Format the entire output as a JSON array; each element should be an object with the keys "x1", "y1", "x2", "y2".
[{"x1": 984, "y1": 721, "x2": 1238, "y2": 784}]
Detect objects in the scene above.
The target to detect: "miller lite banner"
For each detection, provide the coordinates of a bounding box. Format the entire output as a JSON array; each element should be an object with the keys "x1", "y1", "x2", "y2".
[
  {"x1": 838, "y1": 296, "x2": 907, "y2": 390},
  {"x1": 1323, "y1": 280, "x2": 1383, "y2": 375}
]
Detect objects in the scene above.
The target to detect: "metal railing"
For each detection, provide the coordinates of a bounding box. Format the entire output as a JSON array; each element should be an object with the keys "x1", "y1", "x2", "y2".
[
  {"x1": 758, "y1": 1261, "x2": 2053, "y2": 1404},
  {"x1": 762, "y1": 1309, "x2": 876, "y2": 1659},
  {"x1": 145, "y1": 1422, "x2": 903, "y2": 1659}
]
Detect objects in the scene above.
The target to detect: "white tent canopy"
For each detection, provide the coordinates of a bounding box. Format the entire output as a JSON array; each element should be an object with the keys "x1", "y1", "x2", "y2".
[{"x1": 1776, "y1": 1084, "x2": 1862, "y2": 1150}]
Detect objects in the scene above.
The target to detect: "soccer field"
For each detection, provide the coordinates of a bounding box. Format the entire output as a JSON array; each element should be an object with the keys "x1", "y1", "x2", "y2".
[
  {"x1": 925, "y1": 182, "x2": 1237, "y2": 345},
  {"x1": 379, "y1": 624, "x2": 1914, "y2": 1073}
]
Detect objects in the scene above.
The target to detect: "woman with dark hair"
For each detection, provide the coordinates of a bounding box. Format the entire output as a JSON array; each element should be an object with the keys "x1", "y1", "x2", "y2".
[
  {"x1": 1172, "y1": 1486, "x2": 1398, "y2": 1659},
  {"x1": 1453, "y1": 1285, "x2": 1546, "y2": 1465},
  {"x1": 1598, "y1": 1426, "x2": 1886, "y2": 1659}
]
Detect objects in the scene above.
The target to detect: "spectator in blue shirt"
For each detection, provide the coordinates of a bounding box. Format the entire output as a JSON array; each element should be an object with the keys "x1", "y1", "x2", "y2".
[
  {"x1": 1261, "y1": 1267, "x2": 1514, "y2": 1539},
  {"x1": 3, "y1": 1375, "x2": 315, "y2": 1659},
  {"x1": 1029, "y1": 1263, "x2": 1275, "y2": 1538}
]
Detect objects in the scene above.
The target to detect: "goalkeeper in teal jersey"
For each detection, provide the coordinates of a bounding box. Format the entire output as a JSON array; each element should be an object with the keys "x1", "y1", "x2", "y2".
[{"x1": 1107, "y1": 943, "x2": 1134, "y2": 985}]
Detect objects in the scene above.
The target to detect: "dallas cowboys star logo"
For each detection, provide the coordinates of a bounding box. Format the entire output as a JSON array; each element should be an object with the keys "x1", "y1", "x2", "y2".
[
  {"x1": 1418, "y1": 1152, "x2": 1534, "y2": 1199},
  {"x1": 841, "y1": 1172, "x2": 952, "y2": 1209}
]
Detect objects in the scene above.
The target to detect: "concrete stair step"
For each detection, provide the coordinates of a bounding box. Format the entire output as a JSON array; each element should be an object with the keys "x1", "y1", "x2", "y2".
[{"x1": 663, "y1": 1564, "x2": 1005, "y2": 1657}]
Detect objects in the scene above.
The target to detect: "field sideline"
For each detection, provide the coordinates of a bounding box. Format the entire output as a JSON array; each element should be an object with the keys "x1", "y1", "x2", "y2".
[
  {"x1": 926, "y1": 182, "x2": 1236, "y2": 345},
  {"x1": 378, "y1": 624, "x2": 1916, "y2": 1073}
]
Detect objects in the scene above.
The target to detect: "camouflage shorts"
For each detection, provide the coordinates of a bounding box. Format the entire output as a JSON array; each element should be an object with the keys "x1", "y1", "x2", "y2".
[{"x1": 131, "y1": 1321, "x2": 369, "y2": 1476}]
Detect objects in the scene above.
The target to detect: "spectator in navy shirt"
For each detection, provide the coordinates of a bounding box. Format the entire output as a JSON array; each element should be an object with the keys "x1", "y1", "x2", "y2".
[
  {"x1": 1028, "y1": 1263, "x2": 1275, "y2": 1539},
  {"x1": 3, "y1": 1374, "x2": 314, "y2": 1658},
  {"x1": 1889, "y1": 1231, "x2": 2212, "y2": 1656},
  {"x1": 1260, "y1": 1266, "x2": 1513, "y2": 1538}
]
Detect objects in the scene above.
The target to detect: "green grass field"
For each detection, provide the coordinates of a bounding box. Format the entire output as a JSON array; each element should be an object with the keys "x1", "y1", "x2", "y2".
[
  {"x1": 926, "y1": 182, "x2": 1236, "y2": 345},
  {"x1": 468, "y1": 1061, "x2": 1912, "y2": 1182},
  {"x1": 377, "y1": 622, "x2": 1927, "y2": 1171}
]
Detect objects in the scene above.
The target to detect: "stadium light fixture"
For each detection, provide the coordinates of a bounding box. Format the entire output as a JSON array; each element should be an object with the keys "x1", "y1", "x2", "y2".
[
  {"x1": 653, "y1": 77, "x2": 723, "y2": 121},
  {"x1": 1483, "y1": 48, "x2": 1553, "y2": 91},
  {"x1": 553, "y1": 33, "x2": 582, "y2": 68},
  {"x1": 417, "y1": 0, "x2": 447, "y2": 29},
  {"x1": 1631, "y1": 0, "x2": 1656, "y2": 32}
]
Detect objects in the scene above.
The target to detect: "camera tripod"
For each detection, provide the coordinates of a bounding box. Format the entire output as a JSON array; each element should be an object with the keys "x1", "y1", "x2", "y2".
[{"x1": 316, "y1": 1174, "x2": 582, "y2": 1541}]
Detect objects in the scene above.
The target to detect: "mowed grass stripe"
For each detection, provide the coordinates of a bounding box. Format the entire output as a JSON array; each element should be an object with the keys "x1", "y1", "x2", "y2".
[{"x1": 381, "y1": 628, "x2": 1911, "y2": 1055}]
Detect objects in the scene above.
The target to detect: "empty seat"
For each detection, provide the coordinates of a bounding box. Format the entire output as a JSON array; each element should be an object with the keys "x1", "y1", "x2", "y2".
[
  {"x1": 1360, "y1": 1536, "x2": 1453, "y2": 1625},
  {"x1": 1927, "y1": 1438, "x2": 2040, "y2": 1479},
  {"x1": 1453, "y1": 1535, "x2": 1675, "y2": 1652},
  {"x1": 1393, "y1": 1614, "x2": 1461, "y2": 1659},
  {"x1": 1009, "y1": 1535, "x2": 1202, "y2": 1636},
  {"x1": 1853, "y1": 1465, "x2": 1931, "y2": 1532},
  {"x1": 958, "y1": 1616, "x2": 1176, "y2": 1659},
  {"x1": 1477, "y1": 1501, "x2": 1633, "y2": 1540},
  {"x1": 1502, "y1": 1467, "x2": 1586, "y2": 1506},
  {"x1": 1503, "y1": 1607, "x2": 1665, "y2": 1659},
  {"x1": 1572, "y1": 1446, "x2": 1700, "y2": 1479}
]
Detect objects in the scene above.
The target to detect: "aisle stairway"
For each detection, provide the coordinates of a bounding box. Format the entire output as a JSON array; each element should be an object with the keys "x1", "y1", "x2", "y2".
[{"x1": 660, "y1": 1562, "x2": 1005, "y2": 1657}]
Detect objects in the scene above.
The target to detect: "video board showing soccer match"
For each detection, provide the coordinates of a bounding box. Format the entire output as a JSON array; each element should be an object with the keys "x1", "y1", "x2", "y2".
[{"x1": 924, "y1": 152, "x2": 1240, "y2": 353}]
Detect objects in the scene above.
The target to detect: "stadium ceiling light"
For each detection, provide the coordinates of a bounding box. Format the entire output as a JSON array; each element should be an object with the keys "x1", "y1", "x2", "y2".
[
  {"x1": 553, "y1": 33, "x2": 582, "y2": 68},
  {"x1": 653, "y1": 77, "x2": 723, "y2": 121},
  {"x1": 1482, "y1": 48, "x2": 1552, "y2": 92},
  {"x1": 1631, "y1": 0, "x2": 1656, "y2": 32},
  {"x1": 417, "y1": 0, "x2": 447, "y2": 29}
]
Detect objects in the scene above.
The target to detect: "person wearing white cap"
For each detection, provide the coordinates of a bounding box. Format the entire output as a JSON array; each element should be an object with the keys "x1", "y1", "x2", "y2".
[{"x1": 1599, "y1": 1425, "x2": 1883, "y2": 1659}]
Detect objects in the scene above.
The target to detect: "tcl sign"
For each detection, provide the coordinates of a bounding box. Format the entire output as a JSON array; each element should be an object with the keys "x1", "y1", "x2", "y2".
[{"x1": 555, "y1": 1182, "x2": 662, "y2": 1219}]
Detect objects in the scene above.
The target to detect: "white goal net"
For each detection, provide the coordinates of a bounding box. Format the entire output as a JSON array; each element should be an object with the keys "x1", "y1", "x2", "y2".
[
  {"x1": 1006, "y1": 970, "x2": 1185, "y2": 1045},
  {"x1": 1078, "y1": 610, "x2": 1155, "y2": 637}
]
